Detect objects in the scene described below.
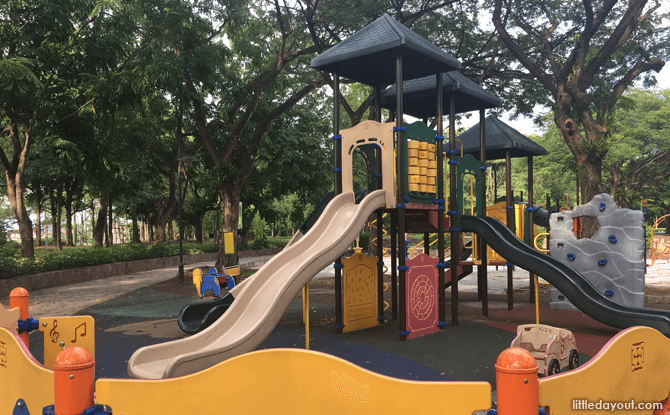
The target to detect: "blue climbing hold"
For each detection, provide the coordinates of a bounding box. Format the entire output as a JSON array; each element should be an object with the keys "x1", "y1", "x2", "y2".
[
  {"x1": 598, "y1": 259, "x2": 608, "y2": 266},
  {"x1": 599, "y1": 202, "x2": 606, "y2": 211},
  {"x1": 567, "y1": 253, "x2": 576, "y2": 261},
  {"x1": 605, "y1": 290, "x2": 614, "y2": 296},
  {"x1": 609, "y1": 235, "x2": 617, "y2": 243}
]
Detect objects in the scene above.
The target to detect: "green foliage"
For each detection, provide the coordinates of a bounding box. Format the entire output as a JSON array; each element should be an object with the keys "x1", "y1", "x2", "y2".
[
  {"x1": 357, "y1": 231, "x2": 369, "y2": 251},
  {"x1": 249, "y1": 232, "x2": 272, "y2": 250},
  {"x1": 0, "y1": 242, "x2": 220, "y2": 279},
  {"x1": 240, "y1": 235, "x2": 291, "y2": 251}
]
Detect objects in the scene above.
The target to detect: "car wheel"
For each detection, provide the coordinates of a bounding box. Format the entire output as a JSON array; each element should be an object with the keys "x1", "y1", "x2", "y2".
[
  {"x1": 569, "y1": 349, "x2": 579, "y2": 370},
  {"x1": 548, "y1": 359, "x2": 560, "y2": 376}
]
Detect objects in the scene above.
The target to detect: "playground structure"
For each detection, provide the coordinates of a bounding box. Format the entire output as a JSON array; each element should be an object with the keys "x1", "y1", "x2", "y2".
[
  {"x1": 650, "y1": 214, "x2": 670, "y2": 265},
  {"x1": 4, "y1": 13, "x2": 670, "y2": 415},
  {"x1": 549, "y1": 194, "x2": 646, "y2": 310},
  {"x1": 2, "y1": 290, "x2": 670, "y2": 414}
]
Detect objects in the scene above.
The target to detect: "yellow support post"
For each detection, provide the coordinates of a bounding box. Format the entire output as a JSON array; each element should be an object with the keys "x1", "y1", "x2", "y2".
[{"x1": 302, "y1": 284, "x2": 310, "y2": 350}]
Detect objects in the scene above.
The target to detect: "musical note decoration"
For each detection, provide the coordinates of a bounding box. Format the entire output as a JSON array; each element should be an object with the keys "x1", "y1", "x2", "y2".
[
  {"x1": 71, "y1": 322, "x2": 86, "y2": 343},
  {"x1": 50, "y1": 319, "x2": 60, "y2": 344}
]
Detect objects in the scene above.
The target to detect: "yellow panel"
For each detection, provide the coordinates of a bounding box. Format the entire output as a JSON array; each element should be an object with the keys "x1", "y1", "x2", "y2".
[
  {"x1": 408, "y1": 141, "x2": 420, "y2": 149},
  {"x1": 0, "y1": 327, "x2": 54, "y2": 413},
  {"x1": 409, "y1": 184, "x2": 420, "y2": 192},
  {"x1": 418, "y1": 142, "x2": 428, "y2": 150},
  {"x1": 427, "y1": 168, "x2": 437, "y2": 177},
  {"x1": 0, "y1": 304, "x2": 19, "y2": 332},
  {"x1": 419, "y1": 185, "x2": 427, "y2": 192},
  {"x1": 539, "y1": 327, "x2": 670, "y2": 414},
  {"x1": 420, "y1": 167, "x2": 428, "y2": 176},
  {"x1": 225, "y1": 266, "x2": 241, "y2": 277},
  {"x1": 224, "y1": 232, "x2": 235, "y2": 255},
  {"x1": 427, "y1": 177, "x2": 436, "y2": 185},
  {"x1": 192, "y1": 268, "x2": 202, "y2": 293},
  {"x1": 419, "y1": 176, "x2": 427, "y2": 184},
  {"x1": 409, "y1": 175, "x2": 421, "y2": 184},
  {"x1": 408, "y1": 149, "x2": 419, "y2": 158},
  {"x1": 426, "y1": 186, "x2": 436, "y2": 193},
  {"x1": 515, "y1": 204, "x2": 525, "y2": 240},
  {"x1": 39, "y1": 316, "x2": 95, "y2": 370},
  {"x1": 428, "y1": 160, "x2": 437, "y2": 169},
  {"x1": 97, "y1": 349, "x2": 490, "y2": 415},
  {"x1": 409, "y1": 158, "x2": 419, "y2": 166},
  {"x1": 342, "y1": 253, "x2": 378, "y2": 333},
  {"x1": 486, "y1": 202, "x2": 507, "y2": 261},
  {"x1": 427, "y1": 144, "x2": 435, "y2": 152},
  {"x1": 418, "y1": 150, "x2": 428, "y2": 159},
  {"x1": 408, "y1": 166, "x2": 420, "y2": 175},
  {"x1": 418, "y1": 159, "x2": 429, "y2": 167}
]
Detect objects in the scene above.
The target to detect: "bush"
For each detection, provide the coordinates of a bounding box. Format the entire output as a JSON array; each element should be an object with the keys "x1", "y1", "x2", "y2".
[
  {"x1": 358, "y1": 231, "x2": 369, "y2": 250},
  {"x1": 0, "y1": 241, "x2": 220, "y2": 279}
]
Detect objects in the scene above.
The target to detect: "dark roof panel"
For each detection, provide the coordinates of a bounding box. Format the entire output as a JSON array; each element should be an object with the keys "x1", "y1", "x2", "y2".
[
  {"x1": 456, "y1": 115, "x2": 547, "y2": 160},
  {"x1": 379, "y1": 71, "x2": 502, "y2": 117},
  {"x1": 311, "y1": 15, "x2": 461, "y2": 86}
]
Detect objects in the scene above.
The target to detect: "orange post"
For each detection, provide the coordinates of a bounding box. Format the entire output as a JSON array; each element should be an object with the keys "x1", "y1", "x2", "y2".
[
  {"x1": 495, "y1": 348, "x2": 538, "y2": 415},
  {"x1": 653, "y1": 395, "x2": 670, "y2": 415},
  {"x1": 10, "y1": 287, "x2": 29, "y2": 347},
  {"x1": 53, "y1": 347, "x2": 95, "y2": 415}
]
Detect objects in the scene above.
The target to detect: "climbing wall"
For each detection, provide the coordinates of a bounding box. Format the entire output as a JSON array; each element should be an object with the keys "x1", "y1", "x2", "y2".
[{"x1": 549, "y1": 194, "x2": 645, "y2": 310}]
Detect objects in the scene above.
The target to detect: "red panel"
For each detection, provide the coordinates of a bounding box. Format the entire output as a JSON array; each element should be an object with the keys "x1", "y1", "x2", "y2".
[{"x1": 405, "y1": 253, "x2": 440, "y2": 340}]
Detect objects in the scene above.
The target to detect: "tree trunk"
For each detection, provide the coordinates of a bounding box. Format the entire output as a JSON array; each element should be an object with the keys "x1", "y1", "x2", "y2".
[
  {"x1": 107, "y1": 195, "x2": 113, "y2": 247},
  {"x1": 4, "y1": 172, "x2": 34, "y2": 257},
  {"x1": 214, "y1": 201, "x2": 221, "y2": 244},
  {"x1": 555, "y1": 98, "x2": 605, "y2": 238},
  {"x1": 93, "y1": 198, "x2": 108, "y2": 247},
  {"x1": 215, "y1": 184, "x2": 241, "y2": 272},
  {"x1": 168, "y1": 221, "x2": 174, "y2": 241},
  {"x1": 65, "y1": 190, "x2": 74, "y2": 246},
  {"x1": 154, "y1": 196, "x2": 176, "y2": 243},
  {"x1": 34, "y1": 190, "x2": 43, "y2": 247},
  {"x1": 148, "y1": 216, "x2": 154, "y2": 242},
  {"x1": 50, "y1": 189, "x2": 62, "y2": 251},
  {"x1": 239, "y1": 204, "x2": 260, "y2": 246},
  {"x1": 131, "y1": 206, "x2": 141, "y2": 243},
  {"x1": 195, "y1": 214, "x2": 203, "y2": 244},
  {"x1": 155, "y1": 217, "x2": 166, "y2": 243}
]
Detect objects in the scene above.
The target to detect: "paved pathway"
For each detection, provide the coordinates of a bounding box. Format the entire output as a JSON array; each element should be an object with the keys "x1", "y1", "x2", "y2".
[{"x1": 6, "y1": 253, "x2": 670, "y2": 319}]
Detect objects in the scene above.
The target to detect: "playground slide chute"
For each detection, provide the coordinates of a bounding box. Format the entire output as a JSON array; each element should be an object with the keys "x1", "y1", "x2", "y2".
[
  {"x1": 177, "y1": 293, "x2": 235, "y2": 335},
  {"x1": 461, "y1": 215, "x2": 670, "y2": 335},
  {"x1": 129, "y1": 190, "x2": 387, "y2": 379}
]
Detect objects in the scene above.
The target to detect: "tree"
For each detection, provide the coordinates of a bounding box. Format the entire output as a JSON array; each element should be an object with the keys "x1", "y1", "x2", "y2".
[
  {"x1": 491, "y1": 0, "x2": 669, "y2": 235},
  {"x1": 606, "y1": 89, "x2": 670, "y2": 226}
]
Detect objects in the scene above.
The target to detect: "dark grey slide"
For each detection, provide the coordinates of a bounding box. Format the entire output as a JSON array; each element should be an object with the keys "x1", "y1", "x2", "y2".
[{"x1": 461, "y1": 215, "x2": 670, "y2": 335}]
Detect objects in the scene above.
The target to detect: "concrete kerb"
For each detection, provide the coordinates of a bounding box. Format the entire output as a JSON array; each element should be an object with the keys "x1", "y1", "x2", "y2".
[{"x1": 0, "y1": 247, "x2": 283, "y2": 298}]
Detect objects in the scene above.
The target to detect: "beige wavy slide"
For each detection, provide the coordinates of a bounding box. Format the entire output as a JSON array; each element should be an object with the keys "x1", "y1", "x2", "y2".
[{"x1": 128, "y1": 190, "x2": 387, "y2": 379}]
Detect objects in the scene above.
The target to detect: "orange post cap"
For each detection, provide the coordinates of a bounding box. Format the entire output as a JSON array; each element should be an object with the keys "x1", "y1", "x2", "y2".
[
  {"x1": 495, "y1": 347, "x2": 538, "y2": 374},
  {"x1": 54, "y1": 347, "x2": 94, "y2": 371},
  {"x1": 9, "y1": 287, "x2": 29, "y2": 298}
]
